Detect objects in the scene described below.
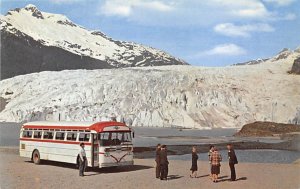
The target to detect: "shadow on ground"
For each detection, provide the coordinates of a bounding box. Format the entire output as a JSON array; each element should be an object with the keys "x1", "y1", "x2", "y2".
[
  {"x1": 25, "y1": 160, "x2": 153, "y2": 175},
  {"x1": 218, "y1": 176, "x2": 248, "y2": 183},
  {"x1": 237, "y1": 177, "x2": 247, "y2": 181},
  {"x1": 167, "y1": 175, "x2": 184, "y2": 180},
  {"x1": 216, "y1": 175, "x2": 228, "y2": 182},
  {"x1": 197, "y1": 174, "x2": 209, "y2": 178}
]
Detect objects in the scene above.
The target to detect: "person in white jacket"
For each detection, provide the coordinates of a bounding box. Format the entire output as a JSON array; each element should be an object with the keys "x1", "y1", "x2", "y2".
[{"x1": 78, "y1": 143, "x2": 86, "y2": 177}]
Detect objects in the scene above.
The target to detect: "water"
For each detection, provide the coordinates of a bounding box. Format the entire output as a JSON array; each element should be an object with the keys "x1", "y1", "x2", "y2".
[
  {"x1": 132, "y1": 127, "x2": 285, "y2": 147},
  {"x1": 168, "y1": 149, "x2": 300, "y2": 164},
  {"x1": 0, "y1": 122, "x2": 22, "y2": 146},
  {"x1": 133, "y1": 127, "x2": 238, "y2": 147}
]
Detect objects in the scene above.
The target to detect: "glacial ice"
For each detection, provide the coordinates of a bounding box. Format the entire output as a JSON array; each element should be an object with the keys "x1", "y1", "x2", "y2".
[{"x1": 0, "y1": 53, "x2": 299, "y2": 128}]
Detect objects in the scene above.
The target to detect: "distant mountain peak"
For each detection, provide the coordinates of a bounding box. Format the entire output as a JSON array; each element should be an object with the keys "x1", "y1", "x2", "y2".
[
  {"x1": 278, "y1": 48, "x2": 290, "y2": 53},
  {"x1": 272, "y1": 48, "x2": 292, "y2": 61},
  {"x1": 294, "y1": 46, "x2": 300, "y2": 53},
  {"x1": 24, "y1": 4, "x2": 44, "y2": 19},
  {"x1": 25, "y1": 4, "x2": 37, "y2": 9}
]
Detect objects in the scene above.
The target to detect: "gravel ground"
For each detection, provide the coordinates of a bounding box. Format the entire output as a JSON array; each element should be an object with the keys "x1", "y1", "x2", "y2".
[{"x1": 0, "y1": 148, "x2": 299, "y2": 189}]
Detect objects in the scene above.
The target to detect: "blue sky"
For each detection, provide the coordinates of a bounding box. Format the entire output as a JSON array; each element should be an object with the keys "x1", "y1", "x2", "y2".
[{"x1": 1, "y1": 0, "x2": 300, "y2": 66}]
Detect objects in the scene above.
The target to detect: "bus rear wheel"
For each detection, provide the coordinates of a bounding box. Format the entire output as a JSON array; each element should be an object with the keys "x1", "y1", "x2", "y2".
[{"x1": 32, "y1": 150, "x2": 41, "y2": 164}]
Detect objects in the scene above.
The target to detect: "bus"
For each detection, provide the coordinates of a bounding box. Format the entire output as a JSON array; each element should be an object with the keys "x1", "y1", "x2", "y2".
[{"x1": 19, "y1": 121, "x2": 134, "y2": 168}]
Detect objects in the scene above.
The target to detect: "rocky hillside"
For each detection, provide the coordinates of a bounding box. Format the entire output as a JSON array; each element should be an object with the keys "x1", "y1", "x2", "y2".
[
  {"x1": 0, "y1": 4, "x2": 187, "y2": 79},
  {"x1": 0, "y1": 48, "x2": 299, "y2": 128},
  {"x1": 235, "y1": 121, "x2": 300, "y2": 137}
]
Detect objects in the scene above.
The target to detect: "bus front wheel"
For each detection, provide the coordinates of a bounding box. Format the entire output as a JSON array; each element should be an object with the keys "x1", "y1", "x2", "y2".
[{"x1": 32, "y1": 150, "x2": 41, "y2": 164}]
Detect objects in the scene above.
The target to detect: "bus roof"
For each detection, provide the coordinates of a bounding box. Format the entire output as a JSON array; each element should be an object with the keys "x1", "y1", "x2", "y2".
[
  {"x1": 24, "y1": 121, "x2": 97, "y2": 127},
  {"x1": 22, "y1": 121, "x2": 129, "y2": 132}
]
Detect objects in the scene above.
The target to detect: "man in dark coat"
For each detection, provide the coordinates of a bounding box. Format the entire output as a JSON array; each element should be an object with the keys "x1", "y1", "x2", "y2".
[
  {"x1": 155, "y1": 144, "x2": 161, "y2": 178},
  {"x1": 159, "y1": 145, "x2": 168, "y2": 180},
  {"x1": 227, "y1": 144, "x2": 238, "y2": 181}
]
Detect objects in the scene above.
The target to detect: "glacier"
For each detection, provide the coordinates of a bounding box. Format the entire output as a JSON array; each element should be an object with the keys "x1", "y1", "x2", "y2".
[{"x1": 0, "y1": 49, "x2": 299, "y2": 128}]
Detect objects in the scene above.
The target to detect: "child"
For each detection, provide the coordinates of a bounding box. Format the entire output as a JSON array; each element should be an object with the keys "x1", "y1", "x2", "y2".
[{"x1": 190, "y1": 146, "x2": 198, "y2": 178}]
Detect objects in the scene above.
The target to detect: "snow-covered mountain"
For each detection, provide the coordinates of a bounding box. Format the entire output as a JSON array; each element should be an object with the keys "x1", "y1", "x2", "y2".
[
  {"x1": 232, "y1": 48, "x2": 295, "y2": 66},
  {"x1": 0, "y1": 4, "x2": 187, "y2": 79},
  {"x1": 0, "y1": 48, "x2": 299, "y2": 128}
]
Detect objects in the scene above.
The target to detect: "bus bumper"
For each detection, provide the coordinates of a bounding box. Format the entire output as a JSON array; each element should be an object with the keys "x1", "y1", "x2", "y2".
[{"x1": 99, "y1": 160, "x2": 134, "y2": 168}]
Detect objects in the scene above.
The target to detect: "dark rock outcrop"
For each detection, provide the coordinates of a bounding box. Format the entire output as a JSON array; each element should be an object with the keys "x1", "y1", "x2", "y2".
[
  {"x1": 235, "y1": 121, "x2": 300, "y2": 137},
  {"x1": 290, "y1": 57, "x2": 300, "y2": 74},
  {"x1": 0, "y1": 97, "x2": 7, "y2": 112}
]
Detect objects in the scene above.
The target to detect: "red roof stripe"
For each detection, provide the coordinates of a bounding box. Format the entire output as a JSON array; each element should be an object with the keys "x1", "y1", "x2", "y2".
[{"x1": 22, "y1": 121, "x2": 129, "y2": 132}]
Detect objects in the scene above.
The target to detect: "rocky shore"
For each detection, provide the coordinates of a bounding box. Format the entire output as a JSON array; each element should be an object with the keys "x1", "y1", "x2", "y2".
[{"x1": 234, "y1": 121, "x2": 300, "y2": 137}]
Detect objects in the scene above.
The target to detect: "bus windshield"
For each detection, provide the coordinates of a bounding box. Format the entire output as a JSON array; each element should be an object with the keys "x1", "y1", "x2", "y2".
[{"x1": 99, "y1": 132, "x2": 132, "y2": 146}]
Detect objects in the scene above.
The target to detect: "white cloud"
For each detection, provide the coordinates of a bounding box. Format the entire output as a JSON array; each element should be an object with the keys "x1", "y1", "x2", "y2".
[
  {"x1": 263, "y1": 0, "x2": 296, "y2": 6},
  {"x1": 209, "y1": 0, "x2": 271, "y2": 18},
  {"x1": 202, "y1": 44, "x2": 247, "y2": 56},
  {"x1": 100, "y1": 2, "x2": 131, "y2": 17},
  {"x1": 214, "y1": 23, "x2": 275, "y2": 37},
  {"x1": 97, "y1": 0, "x2": 297, "y2": 27},
  {"x1": 99, "y1": 0, "x2": 173, "y2": 17}
]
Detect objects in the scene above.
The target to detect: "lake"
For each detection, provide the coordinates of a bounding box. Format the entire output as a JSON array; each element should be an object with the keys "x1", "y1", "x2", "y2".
[{"x1": 168, "y1": 149, "x2": 300, "y2": 164}]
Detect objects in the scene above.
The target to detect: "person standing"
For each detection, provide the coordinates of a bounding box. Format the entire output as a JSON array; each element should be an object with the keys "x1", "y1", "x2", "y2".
[
  {"x1": 190, "y1": 146, "x2": 198, "y2": 178},
  {"x1": 210, "y1": 147, "x2": 222, "y2": 183},
  {"x1": 160, "y1": 145, "x2": 168, "y2": 180},
  {"x1": 155, "y1": 143, "x2": 161, "y2": 179},
  {"x1": 78, "y1": 143, "x2": 87, "y2": 177},
  {"x1": 227, "y1": 144, "x2": 238, "y2": 181},
  {"x1": 208, "y1": 145, "x2": 214, "y2": 179}
]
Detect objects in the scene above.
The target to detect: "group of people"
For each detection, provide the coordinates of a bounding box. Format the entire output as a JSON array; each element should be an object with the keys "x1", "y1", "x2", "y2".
[
  {"x1": 155, "y1": 143, "x2": 238, "y2": 183},
  {"x1": 78, "y1": 141, "x2": 238, "y2": 182},
  {"x1": 155, "y1": 144, "x2": 169, "y2": 180}
]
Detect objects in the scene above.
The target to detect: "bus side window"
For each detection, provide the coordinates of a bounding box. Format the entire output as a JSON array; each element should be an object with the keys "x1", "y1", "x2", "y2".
[
  {"x1": 55, "y1": 132, "x2": 65, "y2": 140},
  {"x1": 22, "y1": 130, "x2": 32, "y2": 138},
  {"x1": 66, "y1": 132, "x2": 77, "y2": 141},
  {"x1": 33, "y1": 131, "x2": 42, "y2": 139},
  {"x1": 79, "y1": 133, "x2": 90, "y2": 142},
  {"x1": 43, "y1": 131, "x2": 54, "y2": 139}
]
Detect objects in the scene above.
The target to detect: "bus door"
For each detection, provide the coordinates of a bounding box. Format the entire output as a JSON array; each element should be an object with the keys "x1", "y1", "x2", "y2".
[{"x1": 91, "y1": 133, "x2": 99, "y2": 167}]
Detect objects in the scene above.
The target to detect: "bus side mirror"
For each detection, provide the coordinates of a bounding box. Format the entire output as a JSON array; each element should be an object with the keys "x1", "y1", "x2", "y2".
[{"x1": 132, "y1": 132, "x2": 135, "y2": 138}]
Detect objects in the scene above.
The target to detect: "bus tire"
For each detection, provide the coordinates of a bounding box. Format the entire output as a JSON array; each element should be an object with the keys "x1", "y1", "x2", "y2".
[{"x1": 32, "y1": 150, "x2": 41, "y2": 164}]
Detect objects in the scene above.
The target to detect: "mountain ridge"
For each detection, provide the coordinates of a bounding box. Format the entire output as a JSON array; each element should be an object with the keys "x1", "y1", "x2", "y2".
[{"x1": 0, "y1": 4, "x2": 187, "y2": 79}]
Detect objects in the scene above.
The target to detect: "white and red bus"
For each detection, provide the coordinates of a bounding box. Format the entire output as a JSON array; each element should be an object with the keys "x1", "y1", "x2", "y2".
[{"x1": 19, "y1": 121, "x2": 134, "y2": 168}]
